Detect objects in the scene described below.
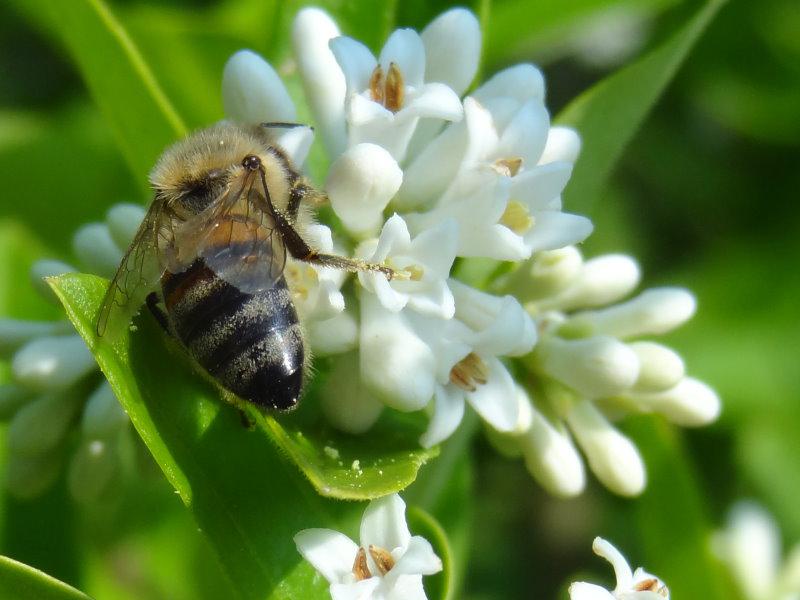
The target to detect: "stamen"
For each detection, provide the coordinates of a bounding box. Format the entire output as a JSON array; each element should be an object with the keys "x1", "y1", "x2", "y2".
[
  {"x1": 634, "y1": 578, "x2": 668, "y2": 596},
  {"x1": 449, "y1": 352, "x2": 490, "y2": 391},
  {"x1": 369, "y1": 65, "x2": 385, "y2": 105},
  {"x1": 368, "y1": 545, "x2": 395, "y2": 576},
  {"x1": 384, "y1": 63, "x2": 405, "y2": 113},
  {"x1": 500, "y1": 200, "x2": 534, "y2": 235},
  {"x1": 492, "y1": 157, "x2": 523, "y2": 177},
  {"x1": 403, "y1": 264, "x2": 424, "y2": 281},
  {"x1": 352, "y1": 547, "x2": 371, "y2": 581},
  {"x1": 368, "y1": 63, "x2": 405, "y2": 113}
]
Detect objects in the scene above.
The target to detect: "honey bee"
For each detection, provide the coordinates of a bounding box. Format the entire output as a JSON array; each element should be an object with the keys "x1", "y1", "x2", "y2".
[{"x1": 97, "y1": 122, "x2": 395, "y2": 410}]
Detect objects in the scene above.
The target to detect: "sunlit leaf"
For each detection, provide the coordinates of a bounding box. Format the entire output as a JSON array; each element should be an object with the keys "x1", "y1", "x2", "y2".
[
  {"x1": 557, "y1": 0, "x2": 725, "y2": 214},
  {"x1": 0, "y1": 555, "x2": 91, "y2": 600}
]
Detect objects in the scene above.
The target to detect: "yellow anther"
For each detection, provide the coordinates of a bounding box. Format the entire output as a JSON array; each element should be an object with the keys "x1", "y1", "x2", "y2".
[
  {"x1": 352, "y1": 547, "x2": 371, "y2": 581},
  {"x1": 449, "y1": 352, "x2": 490, "y2": 391},
  {"x1": 368, "y1": 62, "x2": 405, "y2": 113},
  {"x1": 500, "y1": 200, "x2": 534, "y2": 235},
  {"x1": 492, "y1": 157, "x2": 523, "y2": 177},
  {"x1": 368, "y1": 545, "x2": 396, "y2": 576}
]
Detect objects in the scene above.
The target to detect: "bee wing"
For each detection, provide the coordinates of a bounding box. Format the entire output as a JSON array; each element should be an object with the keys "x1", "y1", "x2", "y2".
[
  {"x1": 96, "y1": 198, "x2": 170, "y2": 337},
  {"x1": 189, "y1": 171, "x2": 287, "y2": 294}
]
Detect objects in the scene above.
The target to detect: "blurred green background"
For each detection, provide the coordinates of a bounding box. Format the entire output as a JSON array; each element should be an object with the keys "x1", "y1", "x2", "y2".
[{"x1": 1, "y1": 0, "x2": 798, "y2": 598}]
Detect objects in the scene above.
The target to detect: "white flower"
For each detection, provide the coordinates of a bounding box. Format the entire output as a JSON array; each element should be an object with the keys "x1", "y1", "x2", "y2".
[
  {"x1": 327, "y1": 24, "x2": 465, "y2": 162},
  {"x1": 714, "y1": 502, "x2": 800, "y2": 600},
  {"x1": 570, "y1": 537, "x2": 669, "y2": 599},
  {"x1": 487, "y1": 246, "x2": 720, "y2": 496},
  {"x1": 402, "y1": 90, "x2": 592, "y2": 261},
  {"x1": 295, "y1": 494, "x2": 442, "y2": 600}
]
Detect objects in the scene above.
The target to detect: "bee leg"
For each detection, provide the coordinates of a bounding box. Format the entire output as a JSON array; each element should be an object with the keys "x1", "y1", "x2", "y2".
[
  {"x1": 287, "y1": 181, "x2": 327, "y2": 220},
  {"x1": 145, "y1": 292, "x2": 170, "y2": 333}
]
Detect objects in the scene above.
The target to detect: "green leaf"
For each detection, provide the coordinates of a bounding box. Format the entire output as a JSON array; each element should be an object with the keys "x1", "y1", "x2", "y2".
[
  {"x1": 628, "y1": 418, "x2": 736, "y2": 600},
  {"x1": 557, "y1": 0, "x2": 726, "y2": 214},
  {"x1": 47, "y1": 272, "x2": 437, "y2": 596},
  {"x1": 407, "y1": 506, "x2": 455, "y2": 600},
  {"x1": 0, "y1": 555, "x2": 91, "y2": 600},
  {"x1": 17, "y1": 0, "x2": 187, "y2": 191}
]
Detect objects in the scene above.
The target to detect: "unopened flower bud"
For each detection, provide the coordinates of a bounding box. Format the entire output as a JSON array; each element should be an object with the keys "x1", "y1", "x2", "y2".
[
  {"x1": 0, "y1": 319, "x2": 73, "y2": 359},
  {"x1": 223, "y1": 49, "x2": 296, "y2": 124},
  {"x1": 321, "y1": 351, "x2": 383, "y2": 433},
  {"x1": 535, "y1": 335, "x2": 640, "y2": 398},
  {"x1": 106, "y1": 203, "x2": 145, "y2": 249},
  {"x1": 628, "y1": 341, "x2": 685, "y2": 393},
  {"x1": 627, "y1": 377, "x2": 720, "y2": 426},
  {"x1": 72, "y1": 223, "x2": 123, "y2": 278},
  {"x1": 7, "y1": 391, "x2": 84, "y2": 457},
  {"x1": 540, "y1": 254, "x2": 640, "y2": 312},
  {"x1": 505, "y1": 246, "x2": 583, "y2": 302},
  {"x1": 29, "y1": 260, "x2": 76, "y2": 301},
  {"x1": 566, "y1": 288, "x2": 696, "y2": 339},
  {"x1": 12, "y1": 335, "x2": 95, "y2": 392},
  {"x1": 566, "y1": 400, "x2": 645, "y2": 496},
  {"x1": 326, "y1": 143, "x2": 403, "y2": 237},
  {"x1": 519, "y1": 407, "x2": 586, "y2": 497},
  {"x1": 82, "y1": 382, "x2": 128, "y2": 439},
  {"x1": 68, "y1": 438, "x2": 121, "y2": 505}
]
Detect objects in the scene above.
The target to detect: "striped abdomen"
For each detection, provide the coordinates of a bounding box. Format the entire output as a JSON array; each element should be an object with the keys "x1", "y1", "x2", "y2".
[{"x1": 161, "y1": 260, "x2": 304, "y2": 410}]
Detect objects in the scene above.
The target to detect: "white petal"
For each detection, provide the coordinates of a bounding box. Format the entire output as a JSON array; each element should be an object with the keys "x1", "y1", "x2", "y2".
[
  {"x1": 222, "y1": 50, "x2": 295, "y2": 124},
  {"x1": 72, "y1": 223, "x2": 122, "y2": 278},
  {"x1": 359, "y1": 295, "x2": 436, "y2": 411},
  {"x1": 535, "y1": 335, "x2": 640, "y2": 398},
  {"x1": 473, "y1": 63, "x2": 545, "y2": 104},
  {"x1": 105, "y1": 203, "x2": 145, "y2": 249},
  {"x1": 330, "y1": 36, "x2": 377, "y2": 94},
  {"x1": 406, "y1": 218, "x2": 458, "y2": 280},
  {"x1": 524, "y1": 211, "x2": 594, "y2": 254},
  {"x1": 519, "y1": 408, "x2": 586, "y2": 497},
  {"x1": 569, "y1": 582, "x2": 616, "y2": 600},
  {"x1": 348, "y1": 90, "x2": 393, "y2": 125},
  {"x1": 537, "y1": 254, "x2": 640, "y2": 312},
  {"x1": 271, "y1": 125, "x2": 315, "y2": 165},
  {"x1": 308, "y1": 312, "x2": 359, "y2": 356},
  {"x1": 627, "y1": 377, "x2": 720, "y2": 426},
  {"x1": 371, "y1": 274, "x2": 410, "y2": 313},
  {"x1": 360, "y1": 494, "x2": 411, "y2": 554},
  {"x1": 567, "y1": 402, "x2": 646, "y2": 496},
  {"x1": 510, "y1": 162, "x2": 573, "y2": 210},
  {"x1": 12, "y1": 335, "x2": 96, "y2": 392},
  {"x1": 628, "y1": 341, "x2": 685, "y2": 393},
  {"x1": 385, "y1": 575, "x2": 428, "y2": 600},
  {"x1": 405, "y1": 280, "x2": 454, "y2": 320},
  {"x1": 421, "y1": 8, "x2": 481, "y2": 95},
  {"x1": 568, "y1": 288, "x2": 696, "y2": 339},
  {"x1": 419, "y1": 384, "x2": 465, "y2": 448},
  {"x1": 540, "y1": 126, "x2": 582, "y2": 164},
  {"x1": 402, "y1": 83, "x2": 463, "y2": 121},
  {"x1": 398, "y1": 119, "x2": 468, "y2": 210},
  {"x1": 326, "y1": 143, "x2": 403, "y2": 237},
  {"x1": 389, "y1": 535, "x2": 442, "y2": 577},
  {"x1": 592, "y1": 537, "x2": 634, "y2": 590},
  {"x1": 294, "y1": 528, "x2": 360, "y2": 584},
  {"x1": 364, "y1": 214, "x2": 411, "y2": 263},
  {"x1": 292, "y1": 8, "x2": 347, "y2": 157},
  {"x1": 331, "y1": 579, "x2": 381, "y2": 600},
  {"x1": 378, "y1": 29, "x2": 425, "y2": 88},
  {"x1": 496, "y1": 99, "x2": 550, "y2": 166},
  {"x1": 469, "y1": 296, "x2": 537, "y2": 357},
  {"x1": 321, "y1": 351, "x2": 383, "y2": 433},
  {"x1": 464, "y1": 357, "x2": 519, "y2": 432}
]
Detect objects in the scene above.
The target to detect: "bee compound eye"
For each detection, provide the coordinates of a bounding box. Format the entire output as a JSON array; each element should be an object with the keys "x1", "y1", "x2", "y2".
[{"x1": 242, "y1": 154, "x2": 262, "y2": 170}]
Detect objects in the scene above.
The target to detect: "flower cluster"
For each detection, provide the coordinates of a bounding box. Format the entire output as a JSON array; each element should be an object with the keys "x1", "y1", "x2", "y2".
[
  {"x1": 570, "y1": 537, "x2": 669, "y2": 599},
  {"x1": 221, "y1": 6, "x2": 719, "y2": 497},
  {"x1": 0, "y1": 204, "x2": 142, "y2": 502},
  {"x1": 487, "y1": 246, "x2": 721, "y2": 496},
  {"x1": 295, "y1": 493, "x2": 442, "y2": 600},
  {"x1": 714, "y1": 502, "x2": 800, "y2": 600}
]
